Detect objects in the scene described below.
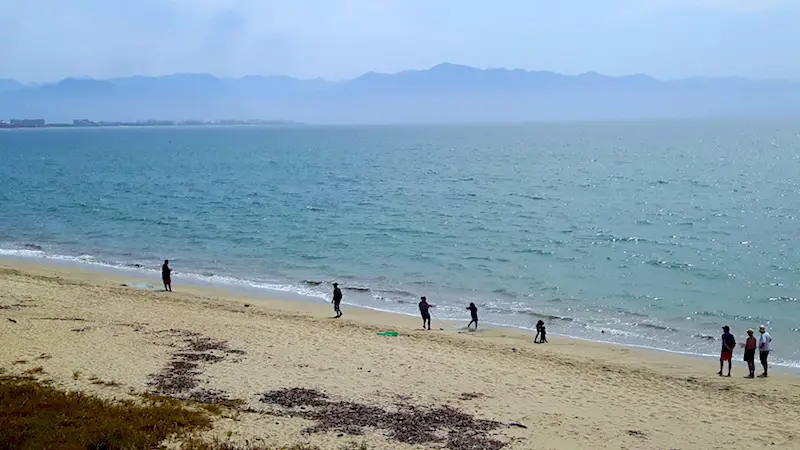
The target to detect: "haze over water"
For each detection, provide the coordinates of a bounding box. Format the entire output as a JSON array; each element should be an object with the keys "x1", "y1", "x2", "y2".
[{"x1": 1, "y1": 121, "x2": 798, "y2": 366}]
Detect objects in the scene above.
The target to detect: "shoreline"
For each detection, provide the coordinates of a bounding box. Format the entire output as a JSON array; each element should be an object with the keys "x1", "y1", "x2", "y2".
[
  {"x1": 3, "y1": 259, "x2": 800, "y2": 449},
  {"x1": 1, "y1": 253, "x2": 795, "y2": 373},
  {"x1": 0, "y1": 257, "x2": 796, "y2": 380}
]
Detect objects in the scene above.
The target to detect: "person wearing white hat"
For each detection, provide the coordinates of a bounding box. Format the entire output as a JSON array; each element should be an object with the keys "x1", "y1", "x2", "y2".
[{"x1": 758, "y1": 325, "x2": 772, "y2": 377}]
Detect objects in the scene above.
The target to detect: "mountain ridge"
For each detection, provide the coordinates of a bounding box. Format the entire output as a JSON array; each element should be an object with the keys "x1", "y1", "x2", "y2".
[{"x1": 2, "y1": 63, "x2": 799, "y2": 123}]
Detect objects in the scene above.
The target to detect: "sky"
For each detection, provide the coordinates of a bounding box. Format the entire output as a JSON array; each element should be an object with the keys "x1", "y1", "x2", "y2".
[{"x1": 0, "y1": 0, "x2": 798, "y2": 83}]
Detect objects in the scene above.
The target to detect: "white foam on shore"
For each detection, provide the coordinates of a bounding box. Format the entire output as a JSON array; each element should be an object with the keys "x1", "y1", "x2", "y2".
[
  {"x1": 2, "y1": 245, "x2": 798, "y2": 370},
  {"x1": 0, "y1": 246, "x2": 331, "y2": 301}
]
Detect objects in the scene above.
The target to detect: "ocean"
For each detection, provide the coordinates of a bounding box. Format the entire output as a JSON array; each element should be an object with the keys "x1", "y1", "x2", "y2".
[{"x1": 1, "y1": 121, "x2": 798, "y2": 366}]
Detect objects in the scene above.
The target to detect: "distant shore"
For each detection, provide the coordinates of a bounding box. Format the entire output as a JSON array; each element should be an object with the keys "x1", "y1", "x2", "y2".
[
  {"x1": 0, "y1": 119, "x2": 303, "y2": 129},
  {"x1": 2, "y1": 259, "x2": 799, "y2": 449}
]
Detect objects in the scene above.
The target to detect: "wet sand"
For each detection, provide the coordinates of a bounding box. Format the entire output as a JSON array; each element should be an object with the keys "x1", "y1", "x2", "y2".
[{"x1": 2, "y1": 260, "x2": 799, "y2": 449}]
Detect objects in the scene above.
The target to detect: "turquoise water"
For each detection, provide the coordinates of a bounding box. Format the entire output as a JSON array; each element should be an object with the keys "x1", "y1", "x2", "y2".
[{"x1": 1, "y1": 122, "x2": 799, "y2": 366}]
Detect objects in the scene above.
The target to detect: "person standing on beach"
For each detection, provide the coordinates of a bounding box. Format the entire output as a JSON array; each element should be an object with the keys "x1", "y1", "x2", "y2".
[
  {"x1": 332, "y1": 283, "x2": 343, "y2": 318},
  {"x1": 758, "y1": 325, "x2": 772, "y2": 377},
  {"x1": 466, "y1": 302, "x2": 478, "y2": 330},
  {"x1": 419, "y1": 296, "x2": 434, "y2": 330},
  {"x1": 161, "y1": 259, "x2": 172, "y2": 292},
  {"x1": 743, "y1": 328, "x2": 757, "y2": 378},
  {"x1": 534, "y1": 320, "x2": 545, "y2": 343},
  {"x1": 718, "y1": 325, "x2": 735, "y2": 377}
]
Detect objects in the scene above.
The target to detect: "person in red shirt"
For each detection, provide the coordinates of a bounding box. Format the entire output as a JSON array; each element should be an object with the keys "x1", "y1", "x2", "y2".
[
  {"x1": 718, "y1": 325, "x2": 736, "y2": 377},
  {"x1": 743, "y1": 329, "x2": 757, "y2": 378}
]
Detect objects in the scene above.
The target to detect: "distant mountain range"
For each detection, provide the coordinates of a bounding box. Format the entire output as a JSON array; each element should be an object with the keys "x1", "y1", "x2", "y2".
[
  {"x1": 1, "y1": 63, "x2": 799, "y2": 124},
  {"x1": 0, "y1": 78, "x2": 25, "y2": 93}
]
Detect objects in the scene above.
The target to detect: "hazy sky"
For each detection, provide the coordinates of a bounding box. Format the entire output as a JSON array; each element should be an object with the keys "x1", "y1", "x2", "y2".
[{"x1": 1, "y1": 0, "x2": 797, "y2": 82}]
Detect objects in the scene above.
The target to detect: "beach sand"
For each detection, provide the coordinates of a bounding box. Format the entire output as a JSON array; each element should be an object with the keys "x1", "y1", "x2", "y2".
[{"x1": 2, "y1": 260, "x2": 799, "y2": 449}]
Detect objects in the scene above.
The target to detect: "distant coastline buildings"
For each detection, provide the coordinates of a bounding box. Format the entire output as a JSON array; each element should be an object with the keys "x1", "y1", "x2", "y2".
[
  {"x1": 0, "y1": 118, "x2": 47, "y2": 128},
  {"x1": 0, "y1": 118, "x2": 300, "y2": 129}
]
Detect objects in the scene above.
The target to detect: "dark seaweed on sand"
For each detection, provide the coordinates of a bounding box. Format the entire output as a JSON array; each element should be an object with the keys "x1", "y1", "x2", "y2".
[
  {"x1": 147, "y1": 330, "x2": 246, "y2": 403},
  {"x1": 259, "y1": 388, "x2": 507, "y2": 450}
]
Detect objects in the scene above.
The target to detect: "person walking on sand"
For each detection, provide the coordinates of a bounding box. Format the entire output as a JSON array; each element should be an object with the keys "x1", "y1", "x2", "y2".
[
  {"x1": 743, "y1": 328, "x2": 757, "y2": 378},
  {"x1": 758, "y1": 325, "x2": 772, "y2": 377},
  {"x1": 466, "y1": 302, "x2": 478, "y2": 330},
  {"x1": 718, "y1": 325, "x2": 735, "y2": 377},
  {"x1": 419, "y1": 296, "x2": 435, "y2": 330},
  {"x1": 538, "y1": 322, "x2": 548, "y2": 343},
  {"x1": 534, "y1": 320, "x2": 545, "y2": 343},
  {"x1": 332, "y1": 282, "x2": 343, "y2": 318},
  {"x1": 161, "y1": 259, "x2": 172, "y2": 292}
]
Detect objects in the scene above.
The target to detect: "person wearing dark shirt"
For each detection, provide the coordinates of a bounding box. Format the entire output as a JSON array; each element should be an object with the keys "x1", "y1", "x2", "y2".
[
  {"x1": 718, "y1": 325, "x2": 736, "y2": 377},
  {"x1": 332, "y1": 283, "x2": 343, "y2": 318},
  {"x1": 161, "y1": 259, "x2": 172, "y2": 292},
  {"x1": 534, "y1": 320, "x2": 545, "y2": 343},
  {"x1": 743, "y1": 328, "x2": 757, "y2": 378},
  {"x1": 419, "y1": 296, "x2": 434, "y2": 330},
  {"x1": 538, "y1": 323, "x2": 548, "y2": 343},
  {"x1": 466, "y1": 302, "x2": 478, "y2": 330}
]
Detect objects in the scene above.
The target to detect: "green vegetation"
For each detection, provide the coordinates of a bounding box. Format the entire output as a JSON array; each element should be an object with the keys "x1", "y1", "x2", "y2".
[
  {"x1": 0, "y1": 375, "x2": 211, "y2": 449},
  {"x1": 0, "y1": 375, "x2": 370, "y2": 450}
]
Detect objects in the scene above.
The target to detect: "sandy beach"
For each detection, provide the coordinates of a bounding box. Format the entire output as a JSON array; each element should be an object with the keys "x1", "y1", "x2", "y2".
[{"x1": 2, "y1": 260, "x2": 799, "y2": 450}]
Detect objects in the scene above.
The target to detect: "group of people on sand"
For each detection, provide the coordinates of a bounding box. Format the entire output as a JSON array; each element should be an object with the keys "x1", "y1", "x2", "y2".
[
  {"x1": 719, "y1": 325, "x2": 773, "y2": 378},
  {"x1": 332, "y1": 284, "x2": 549, "y2": 342},
  {"x1": 169, "y1": 270, "x2": 783, "y2": 370},
  {"x1": 163, "y1": 265, "x2": 554, "y2": 342},
  {"x1": 160, "y1": 263, "x2": 552, "y2": 339}
]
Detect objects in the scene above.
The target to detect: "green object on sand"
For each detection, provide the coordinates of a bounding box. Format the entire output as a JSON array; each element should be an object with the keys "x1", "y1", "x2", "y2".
[{"x1": 377, "y1": 331, "x2": 399, "y2": 337}]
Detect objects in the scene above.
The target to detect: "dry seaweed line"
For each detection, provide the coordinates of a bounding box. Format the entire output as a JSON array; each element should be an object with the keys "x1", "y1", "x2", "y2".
[
  {"x1": 259, "y1": 388, "x2": 510, "y2": 450},
  {"x1": 147, "y1": 329, "x2": 246, "y2": 407}
]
